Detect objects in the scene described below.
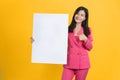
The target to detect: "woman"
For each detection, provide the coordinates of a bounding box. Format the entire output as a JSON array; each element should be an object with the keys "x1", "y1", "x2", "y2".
[
  {"x1": 62, "y1": 6, "x2": 93, "y2": 80},
  {"x1": 30, "y1": 6, "x2": 93, "y2": 80}
]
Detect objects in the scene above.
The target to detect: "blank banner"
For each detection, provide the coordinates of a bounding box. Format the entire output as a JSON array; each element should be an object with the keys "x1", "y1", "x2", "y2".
[{"x1": 31, "y1": 13, "x2": 68, "y2": 64}]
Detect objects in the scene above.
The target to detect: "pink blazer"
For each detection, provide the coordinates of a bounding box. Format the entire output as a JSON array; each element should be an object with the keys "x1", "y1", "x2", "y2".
[{"x1": 63, "y1": 27, "x2": 93, "y2": 69}]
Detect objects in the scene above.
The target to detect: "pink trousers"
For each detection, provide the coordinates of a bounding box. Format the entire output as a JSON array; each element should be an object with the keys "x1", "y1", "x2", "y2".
[{"x1": 62, "y1": 67, "x2": 89, "y2": 80}]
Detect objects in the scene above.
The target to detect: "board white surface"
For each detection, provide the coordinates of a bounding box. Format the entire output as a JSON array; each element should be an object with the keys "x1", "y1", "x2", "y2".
[{"x1": 31, "y1": 13, "x2": 68, "y2": 64}]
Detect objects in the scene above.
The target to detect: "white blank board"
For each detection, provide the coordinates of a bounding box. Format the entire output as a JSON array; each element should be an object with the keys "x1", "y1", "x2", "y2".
[{"x1": 31, "y1": 13, "x2": 68, "y2": 64}]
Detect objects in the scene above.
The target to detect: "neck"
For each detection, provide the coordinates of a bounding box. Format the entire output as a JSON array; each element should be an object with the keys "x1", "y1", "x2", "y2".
[{"x1": 76, "y1": 23, "x2": 82, "y2": 28}]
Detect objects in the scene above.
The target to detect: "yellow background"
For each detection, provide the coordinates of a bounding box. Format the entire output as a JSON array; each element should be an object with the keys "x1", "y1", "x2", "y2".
[{"x1": 0, "y1": 0, "x2": 120, "y2": 80}]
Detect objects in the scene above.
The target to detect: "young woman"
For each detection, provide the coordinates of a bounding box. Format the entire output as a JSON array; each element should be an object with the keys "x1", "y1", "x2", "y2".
[
  {"x1": 30, "y1": 6, "x2": 93, "y2": 80},
  {"x1": 62, "y1": 6, "x2": 93, "y2": 80}
]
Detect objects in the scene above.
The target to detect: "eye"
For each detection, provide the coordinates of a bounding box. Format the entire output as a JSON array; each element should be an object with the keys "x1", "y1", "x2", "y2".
[{"x1": 81, "y1": 14, "x2": 85, "y2": 17}]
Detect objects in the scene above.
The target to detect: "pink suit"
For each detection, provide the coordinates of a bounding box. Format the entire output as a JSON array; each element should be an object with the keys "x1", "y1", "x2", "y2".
[{"x1": 62, "y1": 27, "x2": 93, "y2": 80}]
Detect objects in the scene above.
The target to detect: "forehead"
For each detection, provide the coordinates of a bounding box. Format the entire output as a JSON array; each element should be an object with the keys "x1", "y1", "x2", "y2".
[{"x1": 77, "y1": 10, "x2": 85, "y2": 15}]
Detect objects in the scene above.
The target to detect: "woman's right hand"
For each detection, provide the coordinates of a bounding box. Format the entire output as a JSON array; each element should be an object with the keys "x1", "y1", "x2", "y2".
[{"x1": 30, "y1": 37, "x2": 35, "y2": 43}]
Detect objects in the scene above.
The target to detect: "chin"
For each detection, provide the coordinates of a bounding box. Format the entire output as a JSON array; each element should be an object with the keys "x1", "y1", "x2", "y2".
[{"x1": 76, "y1": 21, "x2": 82, "y2": 23}]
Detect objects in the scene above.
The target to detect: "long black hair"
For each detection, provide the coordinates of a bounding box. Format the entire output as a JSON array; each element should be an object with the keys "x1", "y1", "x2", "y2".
[{"x1": 68, "y1": 6, "x2": 90, "y2": 37}]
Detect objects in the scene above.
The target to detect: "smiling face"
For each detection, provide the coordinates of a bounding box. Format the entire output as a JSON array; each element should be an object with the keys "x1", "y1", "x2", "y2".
[{"x1": 74, "y1": 10, "x2": 86, "y2": 23}]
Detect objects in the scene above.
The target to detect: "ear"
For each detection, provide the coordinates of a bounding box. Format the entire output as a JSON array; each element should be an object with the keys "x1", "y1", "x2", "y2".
[{"x1": 74, "y1": 15, "x2": 78, "y2": 22}]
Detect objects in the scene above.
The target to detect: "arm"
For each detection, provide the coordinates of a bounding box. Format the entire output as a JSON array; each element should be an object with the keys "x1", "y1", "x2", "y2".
[{"x1": 82, "y1": 28, "x2": 93, "y2": 51}]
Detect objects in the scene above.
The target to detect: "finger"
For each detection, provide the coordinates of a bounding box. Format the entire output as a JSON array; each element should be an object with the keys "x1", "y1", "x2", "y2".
[{"x1": 80, "y1": 35, "x2": 84, "y2": 40}]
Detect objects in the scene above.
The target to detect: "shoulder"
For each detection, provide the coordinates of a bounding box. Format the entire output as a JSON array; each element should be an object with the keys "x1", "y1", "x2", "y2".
[
  {"x1": 88, "y1": 27, "x2": 92, "y2": 33},
  {"x1": 89, "y1": 27, "x2": 92, "y2": 31},
  {"x1": 68, "y1": 32, "x2": 73, "y2": 35}
]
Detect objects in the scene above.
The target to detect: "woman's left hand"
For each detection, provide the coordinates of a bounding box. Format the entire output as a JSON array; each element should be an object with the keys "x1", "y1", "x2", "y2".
[{"x1": 78, "y1": 33, "x2": 88, "y2": 42}]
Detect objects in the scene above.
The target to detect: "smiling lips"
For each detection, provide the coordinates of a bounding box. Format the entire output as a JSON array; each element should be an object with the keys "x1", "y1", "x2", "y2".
[{"x1": 76, "y1": 17, "x2": 82, "y2": 22}]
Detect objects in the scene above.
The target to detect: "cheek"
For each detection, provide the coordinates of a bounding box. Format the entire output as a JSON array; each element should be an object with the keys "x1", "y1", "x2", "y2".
[
  {"x1": 77, "y1": 15, "x2": 85, "y2": 20},
  {"x1": 81, "y1": 16, "x2": 84, "y2": 19},
  {"x1": 83, "y1": 16, "x2": 86, "y2": 21}
]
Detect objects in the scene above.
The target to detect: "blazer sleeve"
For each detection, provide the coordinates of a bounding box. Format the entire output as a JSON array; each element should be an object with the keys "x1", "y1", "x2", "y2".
[{"x1": 82, "y1": 28, "x2": 93, "y2": 51}]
